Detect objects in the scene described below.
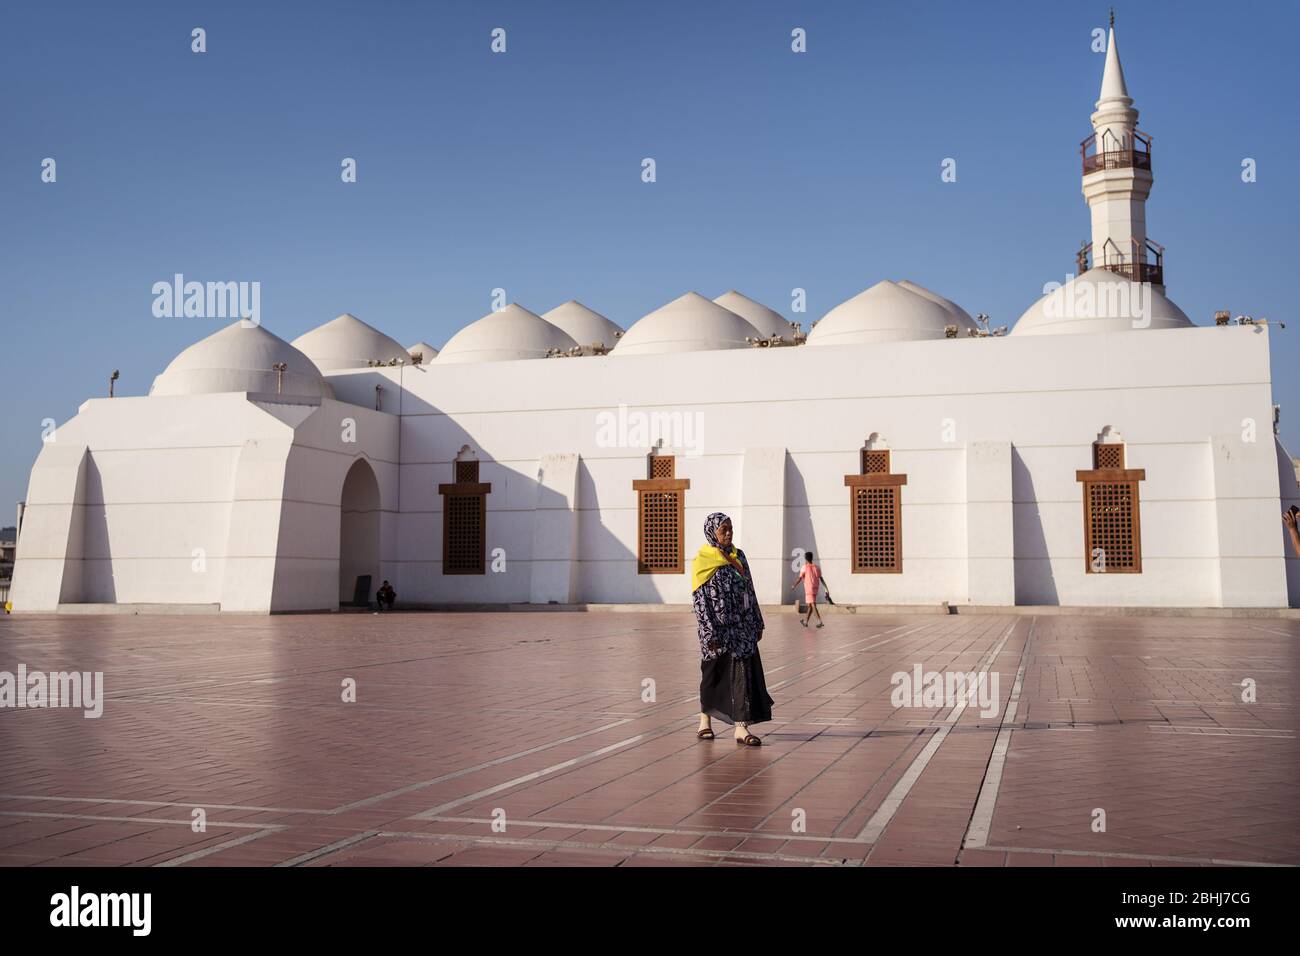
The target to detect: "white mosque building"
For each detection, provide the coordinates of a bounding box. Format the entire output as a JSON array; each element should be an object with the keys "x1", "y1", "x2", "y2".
[{"x1": 11, "y1": 25, "x2": 1299, "y2": 613}]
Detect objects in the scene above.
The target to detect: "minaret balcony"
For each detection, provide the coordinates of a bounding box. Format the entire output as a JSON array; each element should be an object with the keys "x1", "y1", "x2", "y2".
[
  {"x1": 1104, "y1": 259, "x2": 1162, "y2": 284},
  {"x1": 1081, "y1": 130, "x2": 1152, "y2": 176},
  {"x1": 1076, "y1": 239, "x2": 1165, "y2": 286}
]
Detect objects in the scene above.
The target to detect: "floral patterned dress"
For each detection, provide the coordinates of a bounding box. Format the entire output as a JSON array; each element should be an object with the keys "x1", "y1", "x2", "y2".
[
  {"x1": 692, "y1": 549, "x2": 765, "y2": 661},
  {"x1": 693, "y1": 547, "x2": 773, "y2": 725}
]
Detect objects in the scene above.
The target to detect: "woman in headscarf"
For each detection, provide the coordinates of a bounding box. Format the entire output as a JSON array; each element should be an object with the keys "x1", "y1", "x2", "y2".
[{"x1": 692, "y1": 512, "x2": 773, "y2": 746}]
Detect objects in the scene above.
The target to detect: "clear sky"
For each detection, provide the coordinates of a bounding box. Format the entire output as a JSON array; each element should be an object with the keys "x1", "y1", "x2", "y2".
[{"x1": 2, "y1": 0, "x2": 1297, "y2": 513}]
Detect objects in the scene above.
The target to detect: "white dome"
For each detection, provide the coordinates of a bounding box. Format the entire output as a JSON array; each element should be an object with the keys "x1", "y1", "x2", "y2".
[
  {"x1": 437, "y1": 304, "x2": 579, "y2": 363},
  {"x1": 407, "y1": 341, "x2": 439, "y2": 364},
  {"x1": 713, "y1": 291, "x2": 794, "y2": 340},
  {"x1": 291, "y1": 313, "x2": 409, "y2": 370},
  {"x1": 806, "y1": 280, "x2": 969, "y2": 346},
  {"x1": 1011, "y1": 267, "x2": 1194, "y2": 336},
  {"x1": 896, "y1": 280, "x2": 978, "y2": 328},
  {"x1": 613, "y1": 292, "x2": 759, "y2": 355},
  {"x1": 541, "y1": 301, "x2": 623, "y2": 352},
  {"x1": 150, "y1": 319, "x2": 333, "y2": 398}
]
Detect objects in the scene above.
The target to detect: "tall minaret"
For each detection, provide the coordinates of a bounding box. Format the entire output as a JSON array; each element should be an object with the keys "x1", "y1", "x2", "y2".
[{"x1": 1080, "y1": 12, "x2": 1162, "y2": 286}]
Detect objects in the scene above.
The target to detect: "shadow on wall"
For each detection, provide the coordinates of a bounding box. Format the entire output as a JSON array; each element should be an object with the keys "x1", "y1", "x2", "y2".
[
  {"x1": 1275, "y1": 437, "x2": 1300, "y2": 608},
  {"x1": 77, "y1": 455, "x2": 116, "y2": 604},
  {"x1": 323, "y1": 370, "x2": 932, "y2": 607},
  {"x1": 782, "y1": 452, "x2": 820, "y2": 606},
  {"x1": 343, "y1": 366, "x2": 646, "y2": 603},
  {"x1": 573, "y1": 452, "x2": 690, "y2": 603},
  {"x1": 1012, "y1": 446, "x2": 1059, "y2": 606}
]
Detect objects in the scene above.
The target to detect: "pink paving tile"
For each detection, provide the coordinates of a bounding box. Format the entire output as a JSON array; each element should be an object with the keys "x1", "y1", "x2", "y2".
[
  {"x1": 957, "y1": 849, "x2": 1008, "y2": 867},
  {"x1": 0, "y1": 611, "x2": 1295, "y2": 867}
]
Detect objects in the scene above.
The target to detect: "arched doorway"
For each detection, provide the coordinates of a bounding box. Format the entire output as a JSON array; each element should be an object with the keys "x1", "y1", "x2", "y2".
[{"x1": 339, "y1": 458, "x2": 381, "y2": 606}]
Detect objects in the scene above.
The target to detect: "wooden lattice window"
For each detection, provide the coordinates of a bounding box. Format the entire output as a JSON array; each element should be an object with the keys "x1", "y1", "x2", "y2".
[
  {"x1": 439, "y1": 461, "x2": 491, "y2": 575},
  {"x1": 852, "y1": 486, "x2": 901, "y2": 571},
  {"x1": 638, "y1": 490, "x2": 683, "y2": 572},
  {"x1": 650, "y1": 455, "x2": 675, "y2": 479},
  {"x1": 1076, "y1": 444, "x2": 1144, "y2": 574},
  {"x1": 633, "y1": 466, "x2": 690, "y2": 574},
  {"x1": 1094, "y1": 443, "x2": 1125, "y2": 470},
  {"x1": 844, "y1": 447, "x2": 907, "y2": 574},
  {"x1": 443, "y1": 494, "x2": 485, "y2": 573},
  {"x1": 861, "y1": 449, "x2": 891, "y2": 474},
  {"x1": 1083, "y1": 480, "x2": 1141, "y2": 572}
]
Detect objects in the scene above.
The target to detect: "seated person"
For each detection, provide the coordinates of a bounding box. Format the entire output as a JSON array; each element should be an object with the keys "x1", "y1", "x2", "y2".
[{"x1": 376, "y1": 580, "x2": 396, "y2": 611}]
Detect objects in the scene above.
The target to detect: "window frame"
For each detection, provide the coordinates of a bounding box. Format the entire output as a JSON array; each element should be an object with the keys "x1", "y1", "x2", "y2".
[
  {"x1": 633, "y1": 456, "x2": 689, "y2": 574},
  {"x1": 1076, "y1": 443, "x2": 1145, "y2": 575},
  {"x1": 439, "y1": 461, "x2": 491, "y2": 575},
  {"x1": 844, "y1": 449, "x2": 907, "y2": 574}
]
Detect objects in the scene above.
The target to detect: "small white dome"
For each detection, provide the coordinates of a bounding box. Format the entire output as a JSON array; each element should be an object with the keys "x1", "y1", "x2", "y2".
[
  {"x1": 896, "y1": 280, "x2": 978, "y2": 328},
  {"x1": 806, "y1": 280, "x2": 968, "y2": 346},
  {"x1": 291, "y1": 313, "x2": 409, "y2": 370},
  {"x1": 151, "y1": 320, "x2": 332, "y2": 398},
  {"x1": 613, "y1": 292, "x2": 759, "y2": 355},
  {"x1": 407, "y1": 341, "x2": 439, "y2": 364},
  {"x1": 437, "y1": 303, "x2": 579, "y2": 363},
  {"x1": 541, "y1": 301, "x2": 624, "y2": 352},
  {"x1": 713, "y1": 291, "x2": 795, "y2": 340},
  {"x1": 1011, "y1": 267, "x2": 1194, "y2": 336}
]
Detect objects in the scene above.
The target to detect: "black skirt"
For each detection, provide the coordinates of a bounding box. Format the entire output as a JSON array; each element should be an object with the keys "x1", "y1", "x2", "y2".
[{"x1": 700, "y1": 648, "x2": 774, "y2": 725}]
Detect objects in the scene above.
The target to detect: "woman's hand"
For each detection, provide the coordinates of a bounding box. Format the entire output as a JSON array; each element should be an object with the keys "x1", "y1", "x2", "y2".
[{"x1": 1285, "y1": 510, "x2": 1298, "y2": 533}]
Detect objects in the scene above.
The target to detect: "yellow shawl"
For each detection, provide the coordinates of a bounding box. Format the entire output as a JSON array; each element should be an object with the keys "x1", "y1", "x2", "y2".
[{"x1": 691, "y1": 545, "x2": 741, "y2": 592}]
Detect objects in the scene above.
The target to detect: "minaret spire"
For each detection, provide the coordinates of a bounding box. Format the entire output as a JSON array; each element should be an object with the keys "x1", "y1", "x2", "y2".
[
  {"x1": 1079, "y1": 12, "x2": 1164, "y2": 287},
  {"x1": 1097, "y1": 16, "x2": 1131, "y2": 108}
]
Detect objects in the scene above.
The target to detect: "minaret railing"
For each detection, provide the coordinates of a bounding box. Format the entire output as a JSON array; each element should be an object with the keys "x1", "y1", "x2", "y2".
[
  {"x1": 1081, "y1": 130, "x2": 1153, "y2": 175},
  {"x1": 1075, "y1": 238, "x2": 1165, "y2": 285}
]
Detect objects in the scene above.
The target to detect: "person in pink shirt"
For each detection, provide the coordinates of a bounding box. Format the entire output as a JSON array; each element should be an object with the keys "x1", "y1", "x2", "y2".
[{"x1": 791, "y1": 552, "x2": 828, "y2": 628}]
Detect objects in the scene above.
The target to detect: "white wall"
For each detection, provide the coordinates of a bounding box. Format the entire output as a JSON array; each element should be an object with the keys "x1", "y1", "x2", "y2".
[
  {"x1": 14, "y1": 395, "x2": 283, "y2": 609},
  {"x1": 324, "y1": 322, "x2": 1287, "y2": 609},
  {"x1": 11, "y1": 393, "x2": 398, "y2": 613},
  {"x1": 12, "y1": 324, "x2": 1290, "y2": 611}
]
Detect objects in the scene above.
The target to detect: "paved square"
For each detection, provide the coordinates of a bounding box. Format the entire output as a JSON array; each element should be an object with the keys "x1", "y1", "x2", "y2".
[{"x1": 0, "y1": 610, "x2": 1296, "y2": 867}]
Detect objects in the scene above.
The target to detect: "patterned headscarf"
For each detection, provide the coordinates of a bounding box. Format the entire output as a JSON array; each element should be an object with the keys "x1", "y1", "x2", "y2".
[{"x1": 703, "y1": 512, "x2": 731, "y2": 547}]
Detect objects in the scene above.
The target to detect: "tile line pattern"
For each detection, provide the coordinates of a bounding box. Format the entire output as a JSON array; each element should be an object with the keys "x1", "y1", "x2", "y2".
[{"x1": 1, "y1": 611, "x2": 1296, "y2": 868}]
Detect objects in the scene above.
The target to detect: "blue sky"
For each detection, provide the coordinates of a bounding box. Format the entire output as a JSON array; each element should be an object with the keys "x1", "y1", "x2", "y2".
[{"x1": 2, "y1": 0, "x2": 1298, "y2": 512}]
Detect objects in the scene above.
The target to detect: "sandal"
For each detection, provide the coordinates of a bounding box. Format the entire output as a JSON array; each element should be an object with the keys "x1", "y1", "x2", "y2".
[
  {"x1": 697, "y1": 727, "x2": 715, "y2": 740},
  {"x1": 735, "y1": 734, "x2": 762, "y2": 746}
]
